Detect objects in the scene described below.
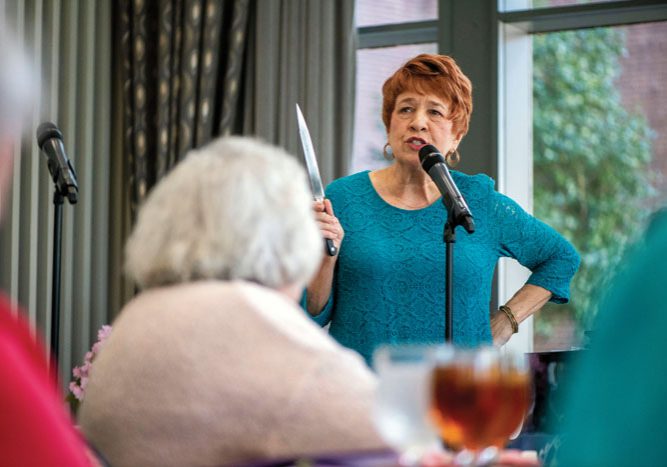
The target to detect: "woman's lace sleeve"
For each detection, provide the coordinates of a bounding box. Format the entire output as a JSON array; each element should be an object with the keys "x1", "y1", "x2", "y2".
[
  {"x1": 300, "y1": 276, "x2": 336, "y2": 327},
  {"x1": 491, "y1": 189, "x2": 580, "y2": 303}
]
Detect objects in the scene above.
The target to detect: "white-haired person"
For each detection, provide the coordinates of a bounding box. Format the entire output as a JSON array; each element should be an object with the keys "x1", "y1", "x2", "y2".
[
  {"x1": 0, "y1": 25, "x2": 94, "y2": 466},
  {"x1": 78, "y1": 136, "x2": 385, "y2": 466}
]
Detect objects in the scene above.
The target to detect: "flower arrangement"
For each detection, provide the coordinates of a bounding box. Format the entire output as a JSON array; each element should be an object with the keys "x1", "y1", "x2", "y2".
[{"x1": 66, "y1": 324, "x2": 112, "y2": 412}]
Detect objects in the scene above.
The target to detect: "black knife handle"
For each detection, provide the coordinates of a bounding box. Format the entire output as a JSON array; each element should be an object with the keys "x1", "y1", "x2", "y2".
[{"x1": 325, "y1": 238, "x2": 337, "y2": 256}]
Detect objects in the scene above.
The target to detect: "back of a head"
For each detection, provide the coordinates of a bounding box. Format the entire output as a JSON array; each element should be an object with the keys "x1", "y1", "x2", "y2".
[{"x1": 125, "y1": 136, "x2": 322, "y2": 291}]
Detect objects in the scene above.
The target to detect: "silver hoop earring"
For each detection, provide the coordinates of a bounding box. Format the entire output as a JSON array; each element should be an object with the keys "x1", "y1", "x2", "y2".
[{"x1": 383, "y1": 142, "x2": 394, "y2": 160}]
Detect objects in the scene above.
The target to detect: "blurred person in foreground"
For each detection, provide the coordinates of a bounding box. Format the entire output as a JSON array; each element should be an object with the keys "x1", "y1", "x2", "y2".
[
  {"x1": 0, "y1": 25, "x2": 93, "y2": 466},
  {"x1": 555, "y1": 208, "x2": 667, "y2": 466},
  {"x1": 304, "y1": 54, "x2": 580, "y2": 364},
  {"x1": 78, "y1": 137, "x2": 385, "y2": 466}
]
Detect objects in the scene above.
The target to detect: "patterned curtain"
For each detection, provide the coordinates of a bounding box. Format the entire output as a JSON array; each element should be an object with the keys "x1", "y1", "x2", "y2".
[{"x1": 120, "y1": 0, "x2": 249, "y2": 217}]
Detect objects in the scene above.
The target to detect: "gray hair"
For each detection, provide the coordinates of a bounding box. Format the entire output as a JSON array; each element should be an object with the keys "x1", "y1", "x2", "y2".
[
  {"x1": 125, "y1": 136, "x2": 322, "y2": 291},
  {"x1": 0, "y1": 23, "x2": 36, "y2": 220}
]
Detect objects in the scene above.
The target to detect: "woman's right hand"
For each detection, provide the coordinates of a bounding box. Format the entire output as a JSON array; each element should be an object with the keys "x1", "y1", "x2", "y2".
[
  {"x1": 314, "y1": 198, "x2": 344, "y2": 255},
  {"x1": 306, "y1": 198, "x2": 343, "y2": 316}
]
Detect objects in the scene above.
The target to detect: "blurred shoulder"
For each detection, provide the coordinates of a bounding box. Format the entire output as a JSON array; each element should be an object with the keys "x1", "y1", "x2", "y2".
[
  {"x1": 644, "y1": 208, "x2": 667, "y2": 246},
  {"x1": 618, "y1": 208, "x2": 667, "y2": 279}
]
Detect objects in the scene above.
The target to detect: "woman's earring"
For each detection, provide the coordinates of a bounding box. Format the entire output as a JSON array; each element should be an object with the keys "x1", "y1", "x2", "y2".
[
  {"x1": 383, "y1": 142, "x2": 394, "y2": 160},
  {"x1": 446, "y1": 148, "x2": 461, "y2": 167}
]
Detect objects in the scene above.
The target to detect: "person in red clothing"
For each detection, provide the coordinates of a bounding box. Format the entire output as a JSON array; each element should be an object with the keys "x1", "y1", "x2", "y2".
[
  {"x1": 0, "y1": 24, "x2": 93, "y2": 467},
  {"x1": 0, "y1": 296, "x2": 93, "y2": 466}
]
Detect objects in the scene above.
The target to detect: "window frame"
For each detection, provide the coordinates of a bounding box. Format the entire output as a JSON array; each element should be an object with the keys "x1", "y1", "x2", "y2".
[{"x1": 498, "y1": 0, "x2": 667, "y2": 33}]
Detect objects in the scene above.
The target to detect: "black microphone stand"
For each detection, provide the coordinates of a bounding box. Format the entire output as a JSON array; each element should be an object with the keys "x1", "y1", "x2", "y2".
[
  {"x1": 49, "y1": 182, "x2": 77, "y2": 369},
  {"x1": 37, "y1": 122, "x2": 78, "y2": 370}
]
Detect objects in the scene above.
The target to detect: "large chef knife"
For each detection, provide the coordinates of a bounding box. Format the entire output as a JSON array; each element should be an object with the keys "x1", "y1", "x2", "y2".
[{"x1": 296, "y1": 103, "x2": 337, "y2": 257}]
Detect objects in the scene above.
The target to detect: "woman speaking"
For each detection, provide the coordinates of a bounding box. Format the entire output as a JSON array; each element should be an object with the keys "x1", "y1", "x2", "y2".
[{"x1": 305, "y1": 54, "x2": 580, "y2": 365}]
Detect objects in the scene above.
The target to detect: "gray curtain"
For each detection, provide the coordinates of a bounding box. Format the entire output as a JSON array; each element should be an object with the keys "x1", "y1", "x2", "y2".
[
  {"x1": 0, "y1": 0, "x2": 113, "y2": 388},
  {"x1": 244, "y1": 0, "x2": 356, "y2": 184}
]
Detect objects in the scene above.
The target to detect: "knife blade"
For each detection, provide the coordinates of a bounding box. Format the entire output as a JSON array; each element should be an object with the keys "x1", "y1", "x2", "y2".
[{"x1": 296, "y1": 103, "x2": 337, "y2": 257}]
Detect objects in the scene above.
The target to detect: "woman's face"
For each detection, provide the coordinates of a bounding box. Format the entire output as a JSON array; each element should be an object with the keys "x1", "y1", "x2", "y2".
[{"x1": 387, "y1": 91, "x2": 461, "y2": 168}]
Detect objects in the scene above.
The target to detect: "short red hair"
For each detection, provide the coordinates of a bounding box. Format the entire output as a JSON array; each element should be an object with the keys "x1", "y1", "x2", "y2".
[{"x1": 381, "y1": 54, "x2": 473, "y2": 137}]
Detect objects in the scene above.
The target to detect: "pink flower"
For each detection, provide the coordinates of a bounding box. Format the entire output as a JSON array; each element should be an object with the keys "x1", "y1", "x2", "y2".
[
  {"x1": 89, "y1": 325, "x2": 111, "y2": 357},
  {"x1": 98, "y1": 325, "x2": 112, "y2": 342},
  {"x1": 67, "y1": 324, "x2": 112, "y2": 404},
  {"x1": 69, "y1": 381, "x2": 84, "y2": 401},
  {"x1": 81, "y1": 360, "x2": 92, "y2": 376}
]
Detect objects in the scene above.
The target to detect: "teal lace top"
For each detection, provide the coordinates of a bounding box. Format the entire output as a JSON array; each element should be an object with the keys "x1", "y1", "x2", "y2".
[{"x1": 305, "y1": 171, "x2": 580, "y2": 365}]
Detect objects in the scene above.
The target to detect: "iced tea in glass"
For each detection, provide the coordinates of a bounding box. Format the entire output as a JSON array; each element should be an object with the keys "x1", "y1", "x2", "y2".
[{"x1": 429, "y1": 346, "x2": 531, "y2": 464}]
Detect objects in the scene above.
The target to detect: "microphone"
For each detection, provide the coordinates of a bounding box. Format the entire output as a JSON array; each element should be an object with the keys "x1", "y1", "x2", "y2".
[
  {"x1": 419, "y1": 144, "x2": 475, "y2": 233},
  {"x1": 36, "y1": 122, "x2": 78, "y2": 204}
]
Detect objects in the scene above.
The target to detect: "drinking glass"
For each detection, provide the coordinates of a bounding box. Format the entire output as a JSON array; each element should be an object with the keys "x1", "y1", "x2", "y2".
[
  {"x1": 429, "y1": 345, "x2": 532, "y2": 466},
  {"x1": 372, "y1": 344, "x2": 442, "y2": 465}
]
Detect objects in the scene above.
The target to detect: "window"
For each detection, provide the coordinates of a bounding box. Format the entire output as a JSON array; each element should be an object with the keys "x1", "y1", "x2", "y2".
[
  {"x1": 356, "y1": 0, "x2": 437, "y2": 27},
  {"x1": 353, "y1": 0, "x2": 438, "y2": 174},
  {"x1": 500, "y1": 2, "x2": 667, "y2": 351},
  {"x1": 531, "y1": 22, "x2": 667, "y2": 349},
  {"x1": 353, "y1": 43, "x2": 437, "y2": 174}
]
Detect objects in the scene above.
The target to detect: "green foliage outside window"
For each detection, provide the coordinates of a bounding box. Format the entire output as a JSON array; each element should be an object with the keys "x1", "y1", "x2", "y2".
[{"x1": 533, "y1": 27, "x2": 657, "y2": 334}]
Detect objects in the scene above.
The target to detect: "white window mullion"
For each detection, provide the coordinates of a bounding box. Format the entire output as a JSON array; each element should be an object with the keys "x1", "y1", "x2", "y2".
[{"x1": 498, "y1": 21, "x2": 534, "y2": 353}]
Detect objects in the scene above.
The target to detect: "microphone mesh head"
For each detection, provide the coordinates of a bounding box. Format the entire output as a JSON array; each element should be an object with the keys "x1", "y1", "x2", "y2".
[
  {"x1": 419, "y1": 144, "x2": 446, "y2": 172},
  {"x1": 418, "y1": 144, "x2": 439, "y2": 163},
  {"x1": 36, "y1": 122, "x2": 63, "y2": 149}
]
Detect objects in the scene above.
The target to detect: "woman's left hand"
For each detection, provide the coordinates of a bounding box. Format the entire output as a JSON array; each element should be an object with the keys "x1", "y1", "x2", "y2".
[
  {"x1": 491, "y1": 285, "x2": 553, "y2": 346},
  {"x1": 491, "y1": 310, "x2": 514, "y2": 347}
]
